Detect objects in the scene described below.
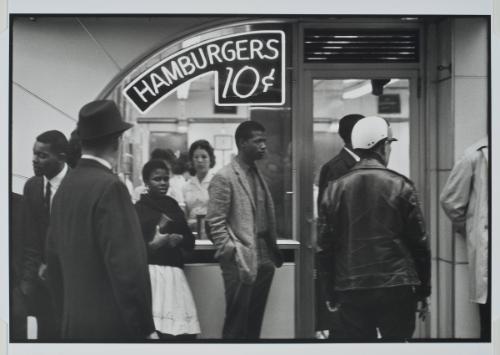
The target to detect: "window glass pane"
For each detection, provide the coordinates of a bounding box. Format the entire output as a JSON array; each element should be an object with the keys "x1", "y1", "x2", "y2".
[
  {"x1": 108, "y1": 23, "x2": 293, "y2": 239},
  {"x1": 313, "y1": 78, "x2": 410, "y2": 215}
]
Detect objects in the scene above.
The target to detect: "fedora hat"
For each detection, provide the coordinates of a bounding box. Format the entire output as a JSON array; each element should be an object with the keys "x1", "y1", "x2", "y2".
[{"x1": 77, "y1": 100, "x2": 133, "y2": 140}]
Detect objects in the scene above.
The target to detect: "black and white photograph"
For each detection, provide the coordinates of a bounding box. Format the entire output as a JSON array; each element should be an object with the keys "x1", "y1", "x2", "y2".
[{"x1": 2, "y1": 1, "x2": 498, "y2": 354}]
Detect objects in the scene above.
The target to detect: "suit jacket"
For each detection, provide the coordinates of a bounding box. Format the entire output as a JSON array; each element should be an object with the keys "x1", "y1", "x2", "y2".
[
  {"x1": 206, "y1": 157, "x2": 282, "y2": 284},
  {"x1": 317, "y1": 148, "x2": 358, "y2": 210},
  {"x1": 46, "y1": 159, "x2": 155, "y2": 340},
  {"x1": 22, "y1": 173, "x2": 65, "y2": 294},
  {"x1": 11, "y1": 192, "x2": 25, "y2": 286}
]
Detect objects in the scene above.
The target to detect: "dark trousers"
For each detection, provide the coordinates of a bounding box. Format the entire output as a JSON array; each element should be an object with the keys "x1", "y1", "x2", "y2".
[
  {"x1": 11, "y1": 287, "x2": 27, "y2": 341},
  {"x1": 220, "y1": 259, "x2": 275, "y2": 339},
  {"x1": 478, "y1": 298, "x2": 491, "y2": 340},
  {"x1": 26, "y1": 282, "x2": 60, "y2": 340},
  {"x1": 332, "y1": 286, "x2": 417, "y2": 340}
]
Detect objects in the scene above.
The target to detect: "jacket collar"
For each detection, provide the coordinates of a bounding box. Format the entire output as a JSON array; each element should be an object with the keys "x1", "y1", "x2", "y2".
[
  {"x1": 231, "y1": 156, "x2": 256, "y2": 210},
  {"x1": 343, "y1": 146, "x2": 360, "y2": 162},
  {"x1": 472, "y1": 137, "x2": 488, "y2": 151},
  {"x1": 81, "y1": 154, "x2": 112, "y2": 170},
  {"x1": 77, "y1": 158, "x2": 114, "y2": 173},
  {"x1": 353, "y1": 156, "x2": 387, "y2": 170}
]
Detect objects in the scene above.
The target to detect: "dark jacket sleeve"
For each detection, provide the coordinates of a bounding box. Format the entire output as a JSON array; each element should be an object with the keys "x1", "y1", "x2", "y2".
[
  {"x1": 317, "y1": 163, "x2": 329, "y2": 211},
  {"x1": 21, "y1": 180, "x2": 43, "y2": 294},
  {"x1": 45, "y1": 222, "x2": 64, "y2": 329},
  {"x1": 96, "y1": 180, "x2": 155, "y2": 337},
  {"x1": 401, "y1": 183, "x2": 431, "y2": 298},
  {"x1": 317, "y1": 182, "x2": 338, "y2": 268},
  {"x1": 11, "y1": 193, "x2": 25, "y2": 285},
  {"x1": 171, "y1": 201, "x2": 195, "y2": 252},
  {"x1": 317, "y1": 182, "x2": 339, "y2": 302},
  {"x1": 134, "y1": 202, "x2": 158, "y2": 245}
]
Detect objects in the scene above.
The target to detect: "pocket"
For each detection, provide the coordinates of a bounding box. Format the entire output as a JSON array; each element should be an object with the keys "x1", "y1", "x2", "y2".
[{"x1": 219, "y1": 240, "x2": 236, "y2": 263}]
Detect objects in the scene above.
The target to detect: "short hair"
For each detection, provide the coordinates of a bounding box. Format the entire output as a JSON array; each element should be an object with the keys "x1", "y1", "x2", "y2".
[
  {"x1": 142, "y1": 159, "x2": 170, "y2": 183},
  {"x1": 36, "y1": 130, "x2": 69, "y2": 156},
  {"x1": 171, "y1": 152, "x2": 190, "y2": 175},
  {"x1": 188, "y1": 139, "x2": 216, "y2": 168},
  {"x1": 338, "y1": 114, "x2": 364, "y2": 145},
  {"x1": 150, "y1": 148, "x2": 176, "y2": 165},
  {"x1": 235, "y1": 121, "x2": 266, "y2": 149}
]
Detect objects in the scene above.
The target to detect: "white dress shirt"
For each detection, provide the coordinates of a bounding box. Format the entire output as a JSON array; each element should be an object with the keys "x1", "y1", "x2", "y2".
[{"x1": 43, "y1": 163, "x2": 68, "y2": 208}]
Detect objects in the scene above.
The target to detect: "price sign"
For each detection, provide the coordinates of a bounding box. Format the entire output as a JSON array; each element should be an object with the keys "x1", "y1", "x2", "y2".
[{"x1": 124, "y1": 30, "x2": 285, "y2": 113}]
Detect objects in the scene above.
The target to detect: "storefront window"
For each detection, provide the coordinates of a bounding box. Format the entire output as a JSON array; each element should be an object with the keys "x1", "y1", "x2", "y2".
[
  {"x1": 105, "y1": 21, "x2": 293, "y2": 239},
  {"x1": 312, "y1": 78, "x2": 410, "y2": 217}
]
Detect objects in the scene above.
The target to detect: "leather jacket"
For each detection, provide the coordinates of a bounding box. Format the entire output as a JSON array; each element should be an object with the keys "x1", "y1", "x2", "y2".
[{"x1": 318, "y1": 157, "x2": 431, "y2": 298}]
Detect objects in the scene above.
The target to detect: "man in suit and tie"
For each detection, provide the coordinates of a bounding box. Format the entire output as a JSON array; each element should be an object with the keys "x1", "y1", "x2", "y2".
[
  {"x1": 207, "y1": 120, "x2": 283, "y2": 339},
  {"x1": 46, "y1": 100, "x2": 157, "y2": 340},
  {"x1": 20, "y1": 130, "x2": 69, "y2": 340},
  {"x1": 316, "y1": 114, "x2": 364, "y2": 336},
  {"x1": 317, "y1": 114, "x2": 364, "y2": 207}
]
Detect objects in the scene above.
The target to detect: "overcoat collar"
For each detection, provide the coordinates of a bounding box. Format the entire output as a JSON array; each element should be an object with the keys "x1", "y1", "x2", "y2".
[{"x1": 77, "y1": 158, "x2": 114, "y2": 173}]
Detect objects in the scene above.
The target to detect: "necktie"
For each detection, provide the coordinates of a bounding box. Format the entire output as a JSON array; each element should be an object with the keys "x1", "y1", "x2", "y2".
[{"x1": 44, "y1": 181, "x2": 52, "y2": 215}]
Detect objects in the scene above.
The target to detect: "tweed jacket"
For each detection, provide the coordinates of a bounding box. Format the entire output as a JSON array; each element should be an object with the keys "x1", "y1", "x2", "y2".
[{"x1": 206, "y1": 157, "x2": 282, "y2": 284}]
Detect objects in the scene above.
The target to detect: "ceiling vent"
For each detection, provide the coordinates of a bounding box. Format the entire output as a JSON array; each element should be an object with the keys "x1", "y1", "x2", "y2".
[{"x1": 304, "y1": 29, "x2": 419, "y2": 63}]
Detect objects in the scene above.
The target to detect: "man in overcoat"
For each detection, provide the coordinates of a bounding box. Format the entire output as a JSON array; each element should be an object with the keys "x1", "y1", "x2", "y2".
[
  {"x1": 21, "y1": 130, "x2": 69, "y2": 339},
  {"x1": 46, "y1": 100, "x2": 157, "y2": 340},
  {"x1": 206, "y1": 120, "x2": 283, "y2": 339},
  {"x1": 440, "y1": 137, "x2": 489, "y2": 339}
]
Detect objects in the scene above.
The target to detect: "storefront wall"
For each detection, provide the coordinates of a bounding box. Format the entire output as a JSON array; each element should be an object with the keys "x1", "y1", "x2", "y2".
[
  {"x1": 11, "y1": 15, "x2": 489, "y2": 339},
  {"x1": 11, "y1": 16, "x2": 226, "y2": 193},
  {"x1": 430, "y1": 17, "x2": 488, "y2": 338}
]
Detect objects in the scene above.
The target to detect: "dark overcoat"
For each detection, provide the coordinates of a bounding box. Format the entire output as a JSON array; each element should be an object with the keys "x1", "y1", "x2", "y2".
[{"x1": 46, "y1": 159, "x2": 155, "y2": 340}]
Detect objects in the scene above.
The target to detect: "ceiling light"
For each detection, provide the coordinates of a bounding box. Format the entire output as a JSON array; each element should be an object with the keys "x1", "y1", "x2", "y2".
[{"x1": 342, "y1": 82, "x2": 371, "y2": 99}]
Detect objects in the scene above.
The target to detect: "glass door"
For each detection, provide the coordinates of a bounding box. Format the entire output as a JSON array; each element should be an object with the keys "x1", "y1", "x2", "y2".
[{"x1": 296, "y1": 70, "x2": 425, "y2": 338}]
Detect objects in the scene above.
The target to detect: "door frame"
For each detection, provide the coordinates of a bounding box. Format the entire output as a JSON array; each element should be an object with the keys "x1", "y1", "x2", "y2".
[{"x1": 294, "y1": 67, "x2": 426, "y2": 337}]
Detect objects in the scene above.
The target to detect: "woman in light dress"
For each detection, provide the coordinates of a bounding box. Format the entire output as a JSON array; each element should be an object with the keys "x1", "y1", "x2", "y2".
[
  {"x1": 183, "y1": 140, "x2": 216, "y2": 233},
  {"x1": 134, "y1": 159, "x2": 200, "y2": 339}
]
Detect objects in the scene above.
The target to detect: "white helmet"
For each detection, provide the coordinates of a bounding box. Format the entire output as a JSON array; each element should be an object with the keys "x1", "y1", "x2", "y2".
[{"x1": 351, "y1": 116, "x2": 396, "y2": 149}]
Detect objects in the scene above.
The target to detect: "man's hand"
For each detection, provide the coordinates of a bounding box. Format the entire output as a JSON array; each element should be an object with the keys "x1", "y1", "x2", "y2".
[
  {"x1": 19, "y1": 281, "x2": 32, "y2": 296},
  {"x1": 326, "y1": 300, "x2": 339, "y2": 312},
  {"x1": 38, "y1": 263, "x2": 47, "y2": 281},
  {"x1": 147, "y1": 331, "x2": 159, "y2": 340},
  {"x1": 454, "y1": 222, "x2": 466, "y2": 237},
  {"x1": 164, "y1": 233, "x2": 183, "y2": 248},
  {"x1": 149, "y1": 226, "x2": 169, "y2": 249},
  {"x1": 416, "y1": 298, "x2": 429, "y2": 321}
]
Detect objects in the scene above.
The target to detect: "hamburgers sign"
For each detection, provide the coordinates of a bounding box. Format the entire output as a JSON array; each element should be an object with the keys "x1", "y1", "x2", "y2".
[{"x1": 124, "y1": 30, "x2": 285, "y2": 113}]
